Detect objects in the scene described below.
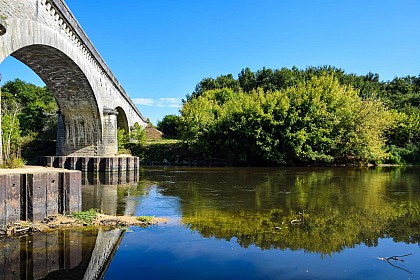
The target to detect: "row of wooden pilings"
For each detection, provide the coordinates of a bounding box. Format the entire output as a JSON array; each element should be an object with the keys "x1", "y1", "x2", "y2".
[{"x1": 0, "y1": 169, "x2": 81, "y2": 226}]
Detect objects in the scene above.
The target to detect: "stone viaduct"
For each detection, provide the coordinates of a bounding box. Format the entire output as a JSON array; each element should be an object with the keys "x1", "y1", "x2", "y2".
[{"x1": 0, "y1": 0, "x2": 148, "y2": 156}]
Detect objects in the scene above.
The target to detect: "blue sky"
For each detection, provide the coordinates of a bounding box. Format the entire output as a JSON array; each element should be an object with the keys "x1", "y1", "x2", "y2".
[{"x1": 1, "y1": 0, "x2": 420, "y2": 125}]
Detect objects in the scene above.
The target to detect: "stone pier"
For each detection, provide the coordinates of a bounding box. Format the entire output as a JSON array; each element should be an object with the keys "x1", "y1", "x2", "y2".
[{"x1": 0, "y1": 167, "x2": 81, "y2": 225}]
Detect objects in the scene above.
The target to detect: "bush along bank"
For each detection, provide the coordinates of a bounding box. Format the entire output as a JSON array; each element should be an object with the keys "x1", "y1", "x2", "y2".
[{"x1": 125, "y1": 142, "x2": 233, "y2": 166}]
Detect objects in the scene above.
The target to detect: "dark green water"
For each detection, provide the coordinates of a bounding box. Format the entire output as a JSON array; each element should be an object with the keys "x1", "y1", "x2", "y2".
[{"x1": 1, "y1": 167, "x2": 419, "y2": 279}]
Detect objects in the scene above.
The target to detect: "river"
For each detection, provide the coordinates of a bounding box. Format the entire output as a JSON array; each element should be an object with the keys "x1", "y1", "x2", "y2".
[{"x1": 1, "y1": 166, "x2": 419, "y2": 279}]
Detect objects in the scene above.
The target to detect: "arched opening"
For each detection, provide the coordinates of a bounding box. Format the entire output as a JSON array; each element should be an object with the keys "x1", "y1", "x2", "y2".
[
  {"x1": 9, "y1": 44, "x2": 102, "y2": 156},
  {"x1": 115, "y1": 107, "x2": 129, "y2": 133},
  {"x1": 114, "y1": 106, "x2": 129, "y2": 154}
]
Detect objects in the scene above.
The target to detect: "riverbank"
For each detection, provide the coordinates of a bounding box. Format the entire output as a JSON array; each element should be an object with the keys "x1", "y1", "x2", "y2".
[
  {"x1": 0, "y1": 213, "x2": 165, "y2": 237},
  {"x1": 126, "y1": 141, "x2": 413, "y2": 167}
]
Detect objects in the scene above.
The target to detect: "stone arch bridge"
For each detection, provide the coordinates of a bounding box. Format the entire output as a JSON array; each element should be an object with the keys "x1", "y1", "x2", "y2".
[{"x1": 0, "y1": 0, "x2": 147, "y2": 156}]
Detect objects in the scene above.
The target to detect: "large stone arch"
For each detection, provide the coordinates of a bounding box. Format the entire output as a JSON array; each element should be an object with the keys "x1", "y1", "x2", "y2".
[
  {"x1": 0, "y1": 1, "x2": 106, "y2": 156},
  {"x1": 12, "y1": 44, "x2": 102, "y2": 156}
]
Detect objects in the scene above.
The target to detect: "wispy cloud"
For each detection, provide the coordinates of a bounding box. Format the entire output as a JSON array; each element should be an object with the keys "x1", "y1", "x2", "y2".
[
  {"x1": 156, "y1": 98, "x2": 180, "y2": 108},
  {"x1": 132, "y1": 98, "x2": 154, "y2": 106},
  {"x1": 133, "y1": 97, "x2": 181, "y2": 108}
]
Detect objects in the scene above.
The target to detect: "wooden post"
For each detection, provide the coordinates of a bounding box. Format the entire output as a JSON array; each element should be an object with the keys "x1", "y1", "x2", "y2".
[{"x1": 0, "y1": 73, "x2": 3, "y2": 166}]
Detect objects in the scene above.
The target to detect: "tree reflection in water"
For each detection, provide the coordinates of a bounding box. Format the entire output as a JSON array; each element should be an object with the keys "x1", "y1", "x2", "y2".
[{"x1": 139, "y1": 167, "x2": 420, "y2": 255}]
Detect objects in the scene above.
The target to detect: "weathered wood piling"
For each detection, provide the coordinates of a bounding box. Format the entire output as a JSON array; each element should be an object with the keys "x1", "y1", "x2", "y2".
[{"x1": 0, "y1": 168, "x2": 81, "y2": 225}]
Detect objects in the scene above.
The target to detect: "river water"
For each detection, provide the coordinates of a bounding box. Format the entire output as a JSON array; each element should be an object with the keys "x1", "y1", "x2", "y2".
[{"x1": 1, "y1": 166, "x2": 420, "y2": 279}]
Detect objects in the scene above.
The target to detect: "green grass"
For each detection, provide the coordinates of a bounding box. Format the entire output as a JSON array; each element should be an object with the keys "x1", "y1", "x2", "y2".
[
  {"x1": 72, "y1": 209, "x2": 98, "y2": 224},
  {"x1": 137, "y1": 216, "x2": 154, "y2": 223},
  {"x1": 145, "y1": 138, "x2": 180, "y2": 144}
]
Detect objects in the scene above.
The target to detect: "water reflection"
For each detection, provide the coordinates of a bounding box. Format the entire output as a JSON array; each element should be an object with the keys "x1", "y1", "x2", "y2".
[
  {"x1": 82, "y1": 171, "x2": 139, "y2": 186},
  {"x1": 0, "y1": 227, "x2": 123, "y2": 280},
  {"x1": 0, "y1": 171, "x2": 140, "y2": 280},
  {"x1": 2, "y1": 167, "x2": 419, "y2": 279},
  {"x1": 139, "y1": 167, "x2": 420, "y2": 255},
  {"x1": 81, "y1": 172, "x2": 144, "y2": 216}
]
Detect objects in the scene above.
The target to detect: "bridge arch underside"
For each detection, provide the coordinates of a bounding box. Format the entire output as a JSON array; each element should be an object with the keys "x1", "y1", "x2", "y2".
[
  {"x1": 12, "y1": 44, "x2": 102, "y2": 156},
  {"x1": 115, "y1": 107, "x2": 129, "y2": 133}
]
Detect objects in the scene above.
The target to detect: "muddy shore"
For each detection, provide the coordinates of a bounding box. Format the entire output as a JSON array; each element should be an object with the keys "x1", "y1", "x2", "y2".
[{"x1": 0, "y1": 214, "x2": 165, "y2": 237}]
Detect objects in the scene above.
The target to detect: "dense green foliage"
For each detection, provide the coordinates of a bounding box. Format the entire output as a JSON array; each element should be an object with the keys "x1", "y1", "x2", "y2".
[
  {"x1": 175, "y1": 66, "x2": 419, "y2": 165},
  {"x1": 157, "y1": 114, "x2": 180, "y2": 138},
  {"x1": 1, "y1": 79, "x2": 57, "y2": 138},
  {"x1": 1, "y1": 79, "x2": 57, "y2": 166},
  {"x1": 126, "y1": 140, "x2": 184, "y2": 165},
  {"x1": 117, "y1": 124, "x2": 146, "y2": 154},
  {"x1": 180, "y1": 74, "x2": 392, "y2": 165},
  {"x1": 130, "y1": 122, "x2": 147, "y2": 143},
  {"x1": 1, "y1": 65, "x2": 419, "y2": 166}
]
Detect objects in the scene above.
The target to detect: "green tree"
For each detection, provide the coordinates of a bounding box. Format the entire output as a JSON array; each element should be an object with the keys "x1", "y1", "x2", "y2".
[
  {"x1": 130, "y1": 123, "x2": 146, "y2": 143},
  {"x1": 179, "y1": 74, "x2": 393, "y2": 165},
  {"x1": 1, "y1": 98, "x2": 24, "y2": 167},
  {"x1": 255, "y1": 67, "x2": 275, "y2": 91},
  {"x1": 238, "y1": 67, "x2": 256, "y2": 92},
  {"x1": 157, "y1": 115, "x2": 180, "y2": 138},
  {"x1": 1, "y1": 79, "x2": 58, "y2": 163},
  {"x1": 186, "y1": 74, "x2": 240, "y2": 101},
  {"x1": 1, "y1": 79, "x2": 57, "y2": 137},
  {"x1": 117, "y1": 128, "x2": 130, "y2": 153}
]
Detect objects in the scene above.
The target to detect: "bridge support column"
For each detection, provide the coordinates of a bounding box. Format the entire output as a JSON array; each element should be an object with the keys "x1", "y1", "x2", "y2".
[
  {"x1": 56, "y1": 111, "x2": 65, "y2": 156},
  {"x1": 102, "y1": 108, "x2": 118, "y2": 156}
]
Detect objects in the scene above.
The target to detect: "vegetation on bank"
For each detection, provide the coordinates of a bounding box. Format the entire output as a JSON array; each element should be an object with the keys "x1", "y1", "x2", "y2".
[
  {"x1": 0, "y1": 79, "x2": 57, "y2": 167},
  {"x1": 1, "y1": 65, "x2": 419, "y2": 167},
  {"x1": 157, "y1": 66, "x2": 420, "y2": 166}
]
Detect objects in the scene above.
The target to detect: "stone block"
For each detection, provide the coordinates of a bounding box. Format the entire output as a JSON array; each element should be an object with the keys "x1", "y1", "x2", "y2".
[
  {"x1": 0, "y1": 175, "x2": 6, "y2": 225},
  {"x1": 28, "y1": 173, "x2": 48, "y2": 222},
  {"x1": 118, "y1": 157, "x2": 128, "y2": 173},
  {"x1": 46, "y1": 172, "x2": 60, "y2": 217},
  {"x1": 64, "y1": 157, "x2": 76, "y2": 170},
  {"x1": 64, "y1": 172, "x2": 82, "y2": 213},
  {"x1": 5, "y1": 174, "x2": 21, "y2": 224}
]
